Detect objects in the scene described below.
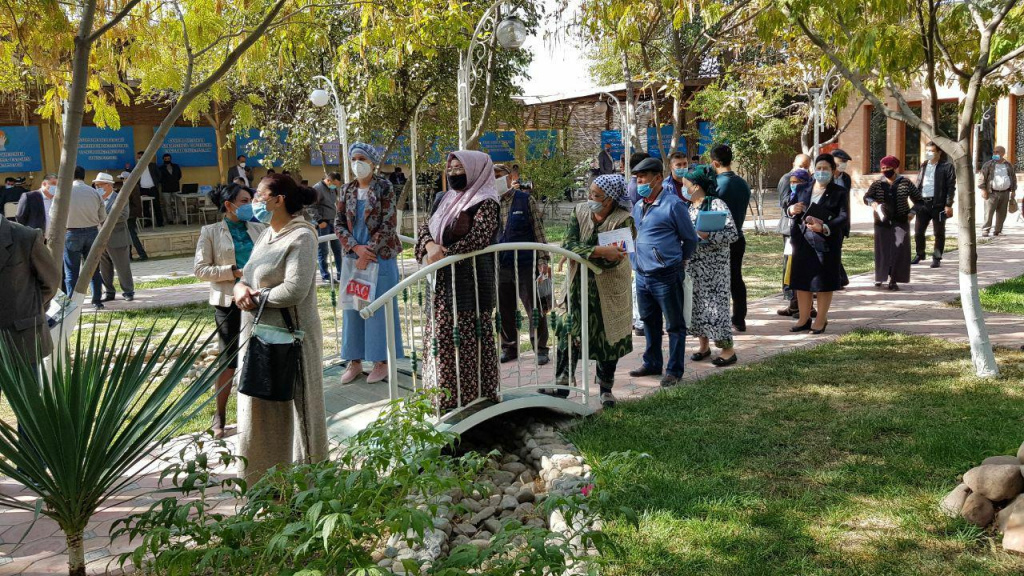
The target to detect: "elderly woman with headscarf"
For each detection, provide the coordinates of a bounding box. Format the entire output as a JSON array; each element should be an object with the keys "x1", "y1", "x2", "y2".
[
  {"x1": 864, "y1": 155, "x2": 923, "y2": 291},
  {"x1": 336, "y1": 142, "x2": 403, "y2": 385},
  {"x1": 416, "y1": 151, "x2": 501, "y2": 413},
  {"x1": 544, "y1": 174, "x2": 634, "y2": 408},
  {"x1": 783, "y1": 153, "x2": 850, "y2": 334},
  {"x1": 678, "y1": 165, "x2": 739, "y2": 367}
]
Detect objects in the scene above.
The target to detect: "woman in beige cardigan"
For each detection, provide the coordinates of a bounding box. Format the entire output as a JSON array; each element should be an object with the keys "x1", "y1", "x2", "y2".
[
  {"x1": 193, "y1": 183, "x2": 265, "y2": 438},
  {"x1": 232, "y1": 174, "x2": 328, "y2": 481}
]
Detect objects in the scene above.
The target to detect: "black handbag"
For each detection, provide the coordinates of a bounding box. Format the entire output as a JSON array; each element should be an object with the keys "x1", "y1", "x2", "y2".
[{"x1": 238, "y1": 290, "x2": 303, "y2": 402}]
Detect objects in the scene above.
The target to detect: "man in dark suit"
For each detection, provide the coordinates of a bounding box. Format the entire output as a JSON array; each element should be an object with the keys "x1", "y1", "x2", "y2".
[
  {"x1": 1, "y1": 177, "x2": 27, "y2": 216},
  {"x1": 0, "y1": 217, "x2": 60, "y2": 364},
  {"x1": 914, "y1": 141, "x2": 956, "y2": 267},
  {"x1": 227, "y1": 154, "x2": 252, "y2": 188},
  {"x1": 160, "y1": 153, "x2": 183, "y2": 194},
  {"x1": 15, "y1": 179, "x2": 48, "y2": 231}
]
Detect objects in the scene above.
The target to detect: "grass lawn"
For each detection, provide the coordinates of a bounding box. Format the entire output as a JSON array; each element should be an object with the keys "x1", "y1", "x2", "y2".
[
  {"x1": 973, "y1": 274, "x2": 1024, "y2": 316},
  {"x1": 570, "y1": 330, "x2": 1024, "y2": 576}
]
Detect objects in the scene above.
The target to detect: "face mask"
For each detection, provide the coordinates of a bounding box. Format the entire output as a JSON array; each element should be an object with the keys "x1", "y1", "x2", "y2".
[
  {"x1": 993, "y1": 154, "x2": 1002, "y2": 161},
  {"x1": 494, "y1": 176, "x2": 508, "y2": 195},
  {"x1": 882, "y1": 169, "x2": 896, "y2": 179},
  {"x1": 328, "y1": 184, "x2": 338, "y2": 190},
  {"x1": 636, "y1": 183, "x2": 652, "y2": 198},
  {"x1": 790, "y1": 183, "x2": 799, "y2": 194},
  {"x1": 252, "y1": 200, "x2": 272, "y2": 223},
  {"x1": 234, "y1": 203, "x2": 254, "y2": 222},
  {"x1": 673, "y1": 168, "x2": 687, "y2": 178},
  {"x1": 4, "y1": 185, "x2": 11, "y2": 189},
  {"x1": 837, "y1": 162, "x2": 848, "y2": 172},
  {"x1": 352, "y1": 160, "x2": 373, "y2": 180},
  {"x1": 681, "y1": 187, "x2": 692, "y2": 201},
  {"x1": 587, "y1": 200, "x2": 605, "y2": 212},
  {"x1": 448, "y1": 173, "x2": 469, "y2": 191},
  {"x1": 47, "y1": 185, "x2": 57, "y2": 197},
  {"x1": 813, "y1": 170, "x2": 832, "y2": 184},
  {"x1": 238, "y1": 162, "x2": 247, "y2": 169},
  {"x1": 925, "y1": 151, "x2": 935, "y2": 161}
]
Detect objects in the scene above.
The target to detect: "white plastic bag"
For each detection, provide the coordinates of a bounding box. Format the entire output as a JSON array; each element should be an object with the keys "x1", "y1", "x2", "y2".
[
  {"x1": 340, "y1": 257, "x2": 379, "y2": 311},
  {"x1": 683, "y1": 272, "x2": 693, "y2": 326}
]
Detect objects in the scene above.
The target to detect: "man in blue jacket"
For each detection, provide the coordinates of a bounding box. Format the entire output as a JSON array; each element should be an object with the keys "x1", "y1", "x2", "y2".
[{"x1": 628, "y1": 157, "x2": 700, "y2": 387}]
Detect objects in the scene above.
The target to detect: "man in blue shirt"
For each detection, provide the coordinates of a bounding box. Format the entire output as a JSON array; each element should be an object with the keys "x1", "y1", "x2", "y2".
[
  {"x1": 711, "y1": 145, "x2": 751, "y2": 332},
  {"x1": 628, "y1": 157, "x2": 700, "y2": 387}
]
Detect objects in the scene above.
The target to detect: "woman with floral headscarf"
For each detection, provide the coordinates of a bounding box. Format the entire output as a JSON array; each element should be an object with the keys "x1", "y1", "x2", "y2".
[
  {"x1": 542, "y1": 174, "x2": 634, "y2": 408},
  {"x1": 337, "y1": 142, "x2": 403, "y2": 385},
  {"x1": 678, "y1": 165, "x2": 739, "y2": 367},
  {"x1": 416, "y1": 151, "x2": 501, "y2": 412}
]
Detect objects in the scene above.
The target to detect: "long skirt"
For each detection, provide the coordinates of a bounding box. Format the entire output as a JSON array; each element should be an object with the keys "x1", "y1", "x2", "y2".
[{"x1": 873, "y1": 222, "x2": 911, "y2": 284}]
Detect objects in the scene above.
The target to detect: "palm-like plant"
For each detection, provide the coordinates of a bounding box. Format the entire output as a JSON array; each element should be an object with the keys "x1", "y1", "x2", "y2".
[{"x1": 0, "y1": 320, "x2": 230, "y2": 576}]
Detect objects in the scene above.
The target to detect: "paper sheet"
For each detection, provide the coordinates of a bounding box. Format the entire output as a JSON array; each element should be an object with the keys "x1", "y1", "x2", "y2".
[{"x1": 598, "y1": 228, "x2": 635, "y2": 253}]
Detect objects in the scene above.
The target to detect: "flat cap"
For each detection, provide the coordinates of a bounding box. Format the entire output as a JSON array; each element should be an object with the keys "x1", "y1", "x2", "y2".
[{"x1": 631, "y1": 157, "x2": 663, "y2": 174}]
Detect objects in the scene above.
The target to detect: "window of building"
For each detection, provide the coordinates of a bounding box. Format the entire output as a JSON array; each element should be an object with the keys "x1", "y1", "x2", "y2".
[
  {"x1": 868, "y1": 106, "x2": 887, "y2": 173},
  {"x1": 903, "y1": 104, "x2": 922, "y2": 172},
  {"x1": 1015, "y1": 97, "x2": 1024, "y2": 171}
]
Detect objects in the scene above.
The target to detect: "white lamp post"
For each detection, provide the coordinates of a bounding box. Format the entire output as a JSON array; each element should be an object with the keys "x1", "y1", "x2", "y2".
[
  {"x1": 457, "y1": 3, "x2": 529, "y2": 149},
  {"x1": 1011, "y1": 83, "x2": 1024, "y2": 97},
  {"x1": 310, "y1": 75, "x2": 350, "y2": 182},
  {"x1": 594, "y1": 92, "x2": 629, "y2": 175}
]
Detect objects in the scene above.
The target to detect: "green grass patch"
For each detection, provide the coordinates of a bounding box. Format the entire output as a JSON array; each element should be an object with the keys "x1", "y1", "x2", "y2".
[
  {"x1": 971, "y1": 274, "x2": 1024, "y2": 316},
  {"x1": 124, "y1": 276, "x2": 202, "y2": 291},
  {"x1": 743, "y1": 232, "x2": 875, "y2": 300},
  {"x1": 570, "y1": 330, "x2": 1024, "y2": 575}
]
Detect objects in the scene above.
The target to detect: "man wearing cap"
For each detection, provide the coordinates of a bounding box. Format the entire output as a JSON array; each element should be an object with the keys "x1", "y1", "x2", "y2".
[
  {"x1": 915, "y1": 141, "x2": 956, "y2": 265},
  {"x1": 93, "y1": 173, "x2": 135, "y2": 302},
  {"x1": 495, "y1": 163, "x2": 551, "y2": 365},
  {"x1": 628, "y1": 156, "x2": 700, "y2": 388},
  {"x1": 63, "y1": 166, "x2": 107, "y2": 308}
]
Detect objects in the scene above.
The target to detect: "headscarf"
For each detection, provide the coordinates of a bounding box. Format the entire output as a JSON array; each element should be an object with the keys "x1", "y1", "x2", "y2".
[
  {"x1": 428, "y1": 150, "x2": 499, "y2": 246},
  {"x1": 789, "y1": 168, "x2": 812, "y2": 184},
  {"x1": 680, "y1": 164, "x2": 718, "y2": 196},
  {"x1": 593, "y1": 174, "x2": 629, "y2": 209},
  {"x1": 349, "y1": 142, "x2": 381, "y2": 166},
  {"x1": 880, "y1": 155, "x2": 900, "y2": 170},
  {"x1": 493, "y1": 163, "x2": 511, "y2": 175}
]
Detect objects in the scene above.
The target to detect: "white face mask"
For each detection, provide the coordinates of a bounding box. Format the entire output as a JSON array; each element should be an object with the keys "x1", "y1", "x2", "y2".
[
  {"x1": 46, "y1": 184, "x2": 57, "y2": 197},
  {"x1": 352, "y1": 160, "x2": 373, "y2": 180},
  {"x1": 837, "y1": 162, "x2": 848, "y2": 172},
  {"x1": 494, "y1": 175, "x2": 508, "y2": 194},
  {"x1": 238, "y1": 162, "x2": 247, "y2": 169},
  {"x1": 925, "y1": 151, "x2": 935, "y2": 161}
]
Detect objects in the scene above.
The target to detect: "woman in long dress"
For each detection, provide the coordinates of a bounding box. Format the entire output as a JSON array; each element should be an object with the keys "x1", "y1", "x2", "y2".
[
  {"x1": 863, "y1": 155, "x2": 923, "y2": 291},
  {"x1": 783, "y1": 153, "x2": 850, "y2": 335},
  {"x1": 547, "y1": 174, "x2": 634, "y2": 408},
  {"x1": 336, "y1": 142, "x2": 403, "y2": 384},
  {"x1": 415, "y1": 151, "x2": 501, "y2": 413},
  {"x1": 232, "y1": 174, "x2": 328, "y2": 482},
  {"x1": 679, "y1": 165, "x2": 738, "y2": 366}
]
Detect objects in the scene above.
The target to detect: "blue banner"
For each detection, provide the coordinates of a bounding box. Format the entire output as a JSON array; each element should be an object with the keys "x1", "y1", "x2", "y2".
[
  {"x1": 600, "y1": 130, "x2": 624, "y2": 162},
  {"x1": 698, "y1": 121, "x2": 715, "y2": 155},
  {"x1": 158, "y1": 126, "x2": 218, "y2": 167},
  {"x1": 236, "y1": 129, "x2": 288, "y2": 167},
  {"x1": 77, "y1": 126, "x2": 134, "y2": 171},
  {"x1": 526, "y1": 130, "x2": 558, "y2": 160},
  {"x1": 0, "y1": 126, "x2": 42, "y2": 172},
  {"x1": 479, "y1": 131, "x2": 516, "y2": 163},
  {"x1": 646, "y1": 125, "x2": 687, "y2": 159},
  {"x1": 310, "y1": 141, "x2": 341, "y2": 167}
]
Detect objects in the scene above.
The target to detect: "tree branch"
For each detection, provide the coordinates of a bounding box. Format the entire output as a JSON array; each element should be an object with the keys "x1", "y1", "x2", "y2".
[
  {"x1": 819, "y1": 95, "x2": 868, "y2": 146},
  {"x1": 986, "y1": 43, "x2": 1024, "y2": 74},
  {"x1": 86, "y1": 0, "x2": 144, "y2": 44}
]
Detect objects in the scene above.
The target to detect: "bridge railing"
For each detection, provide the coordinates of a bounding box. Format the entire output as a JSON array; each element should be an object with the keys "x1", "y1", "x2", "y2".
[{"x1": 356, "y1": 240, "x2": 603, "y2": 422}]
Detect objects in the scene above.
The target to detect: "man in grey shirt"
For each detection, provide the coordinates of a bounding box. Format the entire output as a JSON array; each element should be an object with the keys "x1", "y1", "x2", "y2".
[
  {"x1": 313, "y1": 172, "x2": 344, "y2": 281},
  {"x1": 60, "y1": 166, "x2": 107, "y2": 307}
]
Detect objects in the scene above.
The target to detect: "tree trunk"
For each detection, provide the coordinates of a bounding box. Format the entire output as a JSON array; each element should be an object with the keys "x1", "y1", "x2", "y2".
[
  {"x1": 45, "y1": 1, "x2": 98, "y2": 270},
  {"x1": 66, "y1": 530, "x2": 85, "y2": 576},
  {"x1": 621, "y1": 51, "x2": 643, "y2": 154},
  {"x1": 952, "y1": 151, "x2": 999, "y2": 377}
]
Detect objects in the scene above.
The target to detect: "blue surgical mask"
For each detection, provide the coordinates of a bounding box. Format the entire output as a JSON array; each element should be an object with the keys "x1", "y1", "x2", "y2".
[
  {"x1": 328, "y1": 184, "x2": 338, "y2": 190},
  {"x1": 234, "y1": 203, "x2": 254, "y2": 222},
  {"x1": 587, "y1": 200, "x2": 604, "y2": 212},
  {"x1": 673, "y1": 168, "x2": 687, "y2": 178},
  {"x1": 681, "y1": 187, "x2": 692, "y2": 201},
  {"x1": 813, "y1": 170, "x2": 832, "y2": 184},
  {"x1": 993, "y1": 154, "x2": 1002, "y2": 161},
  {"x1": 251, "y1": 200, "x2": 272, "y2": 223},
  {"x1": 790, "y1": 183, "x2": 798, "y2": 195},
  {"x1": 636, "y1": 183, "x2": 652, "y2": 198}
]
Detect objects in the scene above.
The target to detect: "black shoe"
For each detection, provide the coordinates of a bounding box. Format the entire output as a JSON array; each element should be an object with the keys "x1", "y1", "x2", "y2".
[
  {"x1": 124, "y1": 294, "x2": 134, "y2": 302},
  {"x1": 811, "y1": 308, "x2": 818, "y2": 318},
  {"x1": 101, "y1": 293, "x2": 115, "y2": 302},
  {"x1": 911, "y1": 255, "x2": 922, "y2": 265},
  {"x1": 92, "y1": 302, "x2": 105, "y2": 310},
  {"x1": 790, "y1": 320, "x2": 812, "y2": 332},
  {"x1": 539, "y1": 388, "x2": 570, "y2": 399},
  {"x1": 732, "y1": 320, "x2": 746, "y2": 332},
  {"x1": 500, "y1": 352, "x2": 518, "y2": 364},
  {"x1": 139, "y1": 255, "x2": 149, "y2": 261},
  {"x1": 690, "y1": 349, "x2": 712, "y2": 362},
  {"x1": 888, "y1": 282, "x2": 900, "y2": 291},
  {"x1": 712, "y1": 354, "x2": 738, "y2": 367},
  {"x1": 874, "y1": 282, "x2": 882, "y2": 287},
  {"x1": 537, "y1": 352, "x2": 550, "y2": 366},
  {"x1": 811, "y1": 322, "x2": 829, "y2": 335},
  {"x1": 629, "y1": 365, "x2": 662, "y2": 378},
  {"x1": 633, "y1": 327, "x2": 645, "y2": 337},
  {"x1": 599, "y1": 387, "x2": 616, "y2": 408},
  {"x1": 659, "y1": 374, "x2": 681, "y2": 388},
  {"x1": 776, "y1": 306, "x2": 798, "y2": 317},
  {"x1": 930, "y1": 259, "x2": 941, "y2": 268}
]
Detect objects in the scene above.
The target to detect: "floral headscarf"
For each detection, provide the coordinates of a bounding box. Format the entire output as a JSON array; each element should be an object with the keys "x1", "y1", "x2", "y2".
[{"x1": 594, "y1": 174, "x2": 630, "y2": 209}]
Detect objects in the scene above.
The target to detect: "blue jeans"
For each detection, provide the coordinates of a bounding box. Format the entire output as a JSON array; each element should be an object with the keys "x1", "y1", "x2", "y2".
[
  {"x1": 636, "y1": 266, "x2": 687, "y2": 377},
  {"x1": 317, "y1": 221, "x2": 343, "y2": 280},
  {"x1": 64, "y1": 228, "x2": 103, "y2": 304}
]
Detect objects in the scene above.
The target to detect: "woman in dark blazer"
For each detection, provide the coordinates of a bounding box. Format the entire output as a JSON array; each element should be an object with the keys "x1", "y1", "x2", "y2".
[{"x1": 784, "y1": 153, "x2": 849, "y2": 334}]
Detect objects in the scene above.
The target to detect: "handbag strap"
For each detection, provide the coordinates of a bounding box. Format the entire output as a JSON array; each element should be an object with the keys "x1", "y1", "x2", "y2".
[{"x1": 252, "y1": 288, "x2": 298, "y2": 334}]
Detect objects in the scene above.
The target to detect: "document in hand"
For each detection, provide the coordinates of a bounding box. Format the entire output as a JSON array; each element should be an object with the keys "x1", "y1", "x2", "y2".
[{"x1": 598, "y1": 228, "x2": 635, "y2": 253}]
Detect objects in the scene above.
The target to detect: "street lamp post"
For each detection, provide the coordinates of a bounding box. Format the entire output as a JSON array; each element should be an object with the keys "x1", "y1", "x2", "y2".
[
  {"x1": 410, "y1": 98, "x2": 429, "y2": 235},
  {"x1": 310, "y1": 75, "x2": 350, "y2": 182},
  {"x1": 457, "y1": 2, "x2": 528, "y2": 149}
]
